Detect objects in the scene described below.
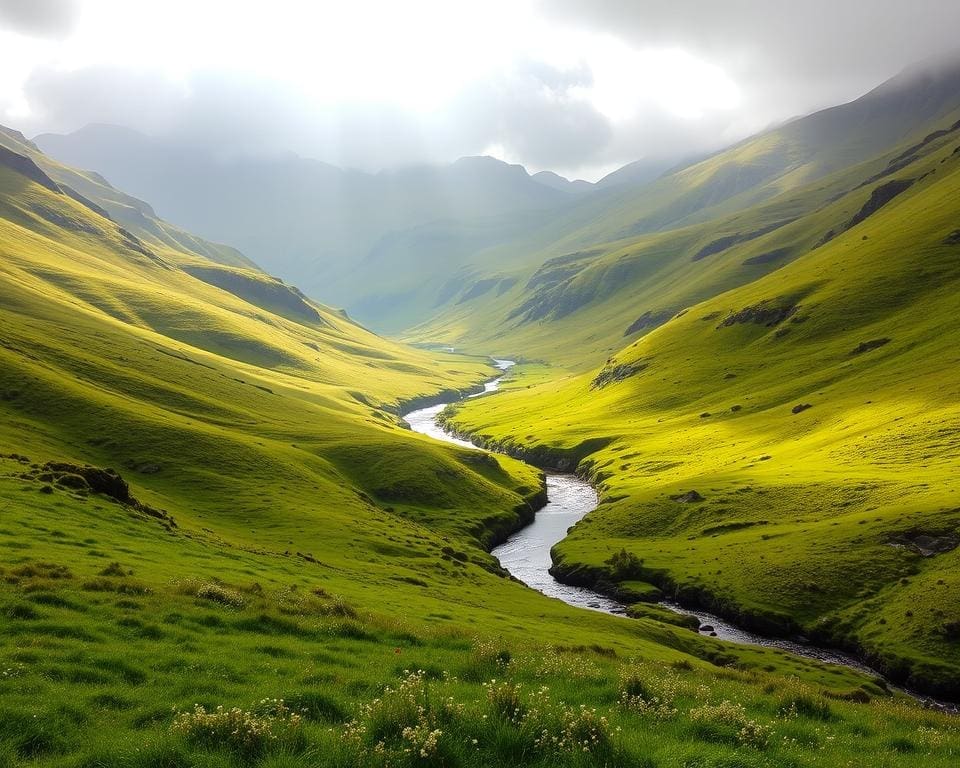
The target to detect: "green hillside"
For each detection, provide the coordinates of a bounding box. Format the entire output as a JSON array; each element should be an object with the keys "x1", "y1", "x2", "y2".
[
  {"x1": 441, "y1": 111, "x2": 960, "y2": 697},
  {"x1": 4, "y1": 129, "x2": 960, "y2": 768},
  {"x1": 409, "y1": 60, "x2": 960, "y2": 361}
]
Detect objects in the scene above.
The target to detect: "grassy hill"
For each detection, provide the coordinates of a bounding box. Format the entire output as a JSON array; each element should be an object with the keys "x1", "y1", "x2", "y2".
[
  {"x1": 441, "y1": 110, "x2": 960, "y2": 698},
  {"x1": 4, "y1": 131, "x2": 960, "y2": 767},
  {"x1": 409, "y1": 58, "x2": 960, "y2": 363}
]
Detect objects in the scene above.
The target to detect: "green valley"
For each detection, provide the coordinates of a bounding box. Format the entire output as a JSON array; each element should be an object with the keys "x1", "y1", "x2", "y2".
[{"x1": 2, "y1": 12, "x2": 960, "y2": 768}]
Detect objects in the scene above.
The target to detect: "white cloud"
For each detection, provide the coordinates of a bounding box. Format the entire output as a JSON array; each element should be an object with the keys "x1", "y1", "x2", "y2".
[{"x1": 1, "y1": 0, "x2": 957, "y2": 180}]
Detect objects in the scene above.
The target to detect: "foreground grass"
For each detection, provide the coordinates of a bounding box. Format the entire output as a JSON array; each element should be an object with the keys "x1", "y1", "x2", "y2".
[{"x1": 2, "y1": 477, "x2": 958, "y2": 768}]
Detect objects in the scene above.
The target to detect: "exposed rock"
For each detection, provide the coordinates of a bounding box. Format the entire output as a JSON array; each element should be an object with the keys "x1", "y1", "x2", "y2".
[
  {"x1": 591, "y1": 360, "x2": 647, "y2": 390},
  {"x1": 792, "y1": 403, "x2": 813, "y2": 414},
  {"x1": 671, "y1": 490, "x2": 705, "y2": 503},
  {"x1": 44, "y1": 462, "x2": 130, "y2": 501},
  {"x1": 851, "y1": 338, "x2": 891, "y2": 355},
  {"x1": 889, "y1": 531, "x2": 959, "y2": 557},
  {"x1": 624, "y1": 310, "x2": 673, "y2": 336},
  {"x1": 944, "y1": 230, "x2": 960, "y2": 245},
  {"x1": 846, "y1": 179, "x2": 914, "y2": 230},
  {"x1": 699, "y1": 412, "x2": 711, "y2": 418},
  {"x1": 718, "y1": 302, "x2": 799, "y2": 328},
  {"x1": 730, "y1": 405, "x2": 743, "y2": 412}
]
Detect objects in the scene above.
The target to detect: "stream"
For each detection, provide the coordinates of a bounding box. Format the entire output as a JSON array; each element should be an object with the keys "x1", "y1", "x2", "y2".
[{"x1": 402, "y1": 359, "x2": 956, "y2": 711}]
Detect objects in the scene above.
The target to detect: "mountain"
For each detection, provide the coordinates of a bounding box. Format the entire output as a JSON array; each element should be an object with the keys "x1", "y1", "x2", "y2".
[
  {"x1": 437, "y1": 68, "x2": 960, "y2": 697},
  {"x1": 410, "y1": 55, "x2": 960, "y2": 365},
  {"x1": 34, "y1": 126, "x2": 576, "y2": 322},
  {"x1": 593, "y1": 156, "x2": 682, "y2": 189},
  {"x1": 531, "y1": 169, "x2": 594, "y2": 194}
]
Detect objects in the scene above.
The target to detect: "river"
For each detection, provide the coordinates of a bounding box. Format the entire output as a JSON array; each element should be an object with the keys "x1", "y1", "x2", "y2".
[{"x1": 402, "y1": 358, "x2": 955, "y2": 710}]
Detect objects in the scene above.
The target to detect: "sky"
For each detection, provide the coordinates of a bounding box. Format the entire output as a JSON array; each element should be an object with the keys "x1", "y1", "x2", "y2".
[{"x1": 1, "y1": 0, "x2": 959, "y2": 181}]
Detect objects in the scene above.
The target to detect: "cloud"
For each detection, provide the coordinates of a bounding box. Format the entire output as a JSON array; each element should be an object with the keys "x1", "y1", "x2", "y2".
[
  {"x1": 542, "y1": 0, "x2": 960, "y2": 114},
  {"x1": 0, "y1": 0, "x2": 77, "y2": 39},
  {"x1": 20, "y1": 60, "x2": 617, "y2": 173},
  {"x1": 5, "y1": 1, "x2": 960, "y2": 179}
]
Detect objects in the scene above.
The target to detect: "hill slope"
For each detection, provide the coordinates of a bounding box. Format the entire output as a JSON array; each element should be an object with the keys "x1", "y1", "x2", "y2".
[
  {"x1": 442, "y1": 116, "x2": 960, "y2": 697},
  {"x1": 410, "y1": 57, "x2": 960, "y2": 359}
]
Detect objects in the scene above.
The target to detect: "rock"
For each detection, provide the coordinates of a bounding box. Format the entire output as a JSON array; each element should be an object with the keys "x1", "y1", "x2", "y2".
[
  {"x1": 888, "y1": 531, "x2": 959, "y2": 558},
  {"x1": 846, "y1": 179, "x2": 914, "y2": 230},
  {"x1": 591, "y1": 360, "x2": 648, "y2": 389},
  {"x1": 43, "y1": 462, "x2": 130, "y2": 502},
  {"x1": 792, "y1": 403, "x2": 813, "y2": 414},
  {"x1": 624, "y1": 310, "x2": 673, "y2": 336},
  {"x1": 671, "y1": 490, "x2": 705, "y2": 503},
  {"x1": 731, "y1": 405, "x2": 743, "y2": 412},
  {"x1": 139, "y1": 464, "x2": 162, "y2": 475},
  {"x1": 56, "y1": 473, "x2": 89, "y2": 490},
  {"x1": 718, "y1": 302, "x2": 799, "y2": 328},
  {"x1": 700, "y1": 412, "x2": 711, "y2": 418},
  {"x1": 945, "y1": 229, "x2": 960, "y2": 245},
  {"x1": 851, "y1": 338, "x2": 890, "y2": 355},
  {"x1": 700, "y1": 624, "x2": 715, "y2": 632}
]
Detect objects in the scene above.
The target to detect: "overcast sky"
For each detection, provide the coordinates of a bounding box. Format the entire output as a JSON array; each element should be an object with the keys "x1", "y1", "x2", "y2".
[{"x1": 1, "y1": 0, "x2": 959, "y2": 181}]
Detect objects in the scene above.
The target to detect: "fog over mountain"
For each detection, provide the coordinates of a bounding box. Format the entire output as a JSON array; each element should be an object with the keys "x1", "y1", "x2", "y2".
[{"x1": 2, "y1": 0, "x2": 960, "y2": 180}]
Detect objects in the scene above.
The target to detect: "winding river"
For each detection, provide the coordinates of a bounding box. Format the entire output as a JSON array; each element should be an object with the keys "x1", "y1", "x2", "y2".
[{"x1": 402, "y1": 359, "x2": 955, "y2": 710}]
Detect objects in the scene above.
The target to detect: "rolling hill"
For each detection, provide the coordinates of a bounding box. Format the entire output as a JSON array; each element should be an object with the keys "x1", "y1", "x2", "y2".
[
  {"x1": 439, "y1": 83, "x2": 960, "y2": 697},
  {"x1": 409, "y1": 55, "x2": 960, "y2": 362}
]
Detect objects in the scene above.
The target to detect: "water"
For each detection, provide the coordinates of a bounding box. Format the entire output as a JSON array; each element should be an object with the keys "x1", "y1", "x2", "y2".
[{"x1": 402, "y1": 358, "x2": 956, "y2": 710}]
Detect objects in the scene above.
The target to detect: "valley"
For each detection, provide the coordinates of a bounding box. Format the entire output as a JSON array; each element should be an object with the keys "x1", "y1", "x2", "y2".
[{"x1": 1, "y1": 24, "x2": 960, "y2": 768}]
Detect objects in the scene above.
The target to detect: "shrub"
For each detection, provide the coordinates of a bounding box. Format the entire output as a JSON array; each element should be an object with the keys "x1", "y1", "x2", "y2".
[
  {"x1": 618, "y1": 671, "x2": 678, "y2": 721},
  {"x1": 606, "y1": 548, "x2": 644, "y2": 580},
  {"x1": 484, "y1": 680, "x2": 525, "y2": 723},
  {"x1": 689, "y1": 700, "x2": 772, "y2": 749},
  {"x1": 195, "y1": 583, "x2": 245, "y2": 609},
  {"x1": 461, "y1": 637, "x2": 512, "y2": 682},
  {"x1": 171, "y1": 700, "x2": 303, "y2": 758}
]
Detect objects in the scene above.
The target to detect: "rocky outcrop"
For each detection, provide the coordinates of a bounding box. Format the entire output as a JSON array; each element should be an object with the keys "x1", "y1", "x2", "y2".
[
  {"x1": 718, "y1": 302, "x2": 798, "y2": 328},
  {"x1": 591, "y1": 360, "x2": 647, "y2": 389},
  {"x1": 846, "y1": 179, "x2": 914, "y2": 230}
]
